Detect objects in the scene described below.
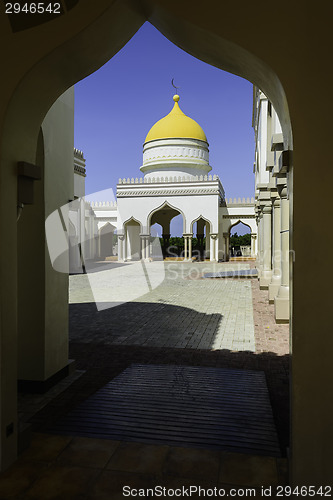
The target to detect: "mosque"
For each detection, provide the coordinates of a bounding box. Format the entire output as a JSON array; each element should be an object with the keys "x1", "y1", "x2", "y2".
[
  {"x1": 2, "y1": 2, "x2": 330, "y2": 486},
  {"x1": 75, "y1": 93, "x2": 257, "y2": 266}
]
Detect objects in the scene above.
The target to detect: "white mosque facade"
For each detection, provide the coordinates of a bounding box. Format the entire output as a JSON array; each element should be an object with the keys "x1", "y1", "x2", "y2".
[{"x1": 75, "y1": 94, "x2": 257, "y2": 265}]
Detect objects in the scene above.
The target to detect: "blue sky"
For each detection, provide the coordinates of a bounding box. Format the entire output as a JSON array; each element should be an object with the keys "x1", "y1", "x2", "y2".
[{"x1": 74, "y1": 22, "x2": 254, "y2": 235}]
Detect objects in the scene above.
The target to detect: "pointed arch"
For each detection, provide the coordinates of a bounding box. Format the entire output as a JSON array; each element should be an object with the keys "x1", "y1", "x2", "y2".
[
  {"x1": 228, "y1": 220, "x2": 252, "y2": 234},
  {"x1": 190, "y1": 214, "x2": 212, "y2": 233},
  {"x1": 147, "y1": 200, "x2": 186, "y2": 233},
  {"x1": 123, "y1": 216, "x2": 143, "y2": 231}
]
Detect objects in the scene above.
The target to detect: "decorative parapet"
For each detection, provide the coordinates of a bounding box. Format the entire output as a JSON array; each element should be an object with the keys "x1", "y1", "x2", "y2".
[
  {"x1": 74, "y1": 148, "x2": 84, "y2": 159},
  {"x1": 226, "y1": 197, "x2": 255, "y2": 205},
  {"x1": 118, "y1": 174, "x2": 220, "y2": 184},
  {"x1": 74, "y1": 164, "x2": 86, "y2": 176},
  {"x1": 89, "y1": 201, "x2": 117, "y2": 208},
  {"x1": 74, "y1": 147, "x2": 86, "y2": 177},
  {"x1": 117, "y1": 174, "x2": 225, "y2": 201}
]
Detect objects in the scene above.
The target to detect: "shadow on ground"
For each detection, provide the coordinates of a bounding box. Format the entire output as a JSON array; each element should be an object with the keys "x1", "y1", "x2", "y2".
[
  {"x1": 29, "y1": 343, "x2": 289, "y2": 457},
  {"x1": 69, "y1": 301, "x2": 224, "y2": 348}
]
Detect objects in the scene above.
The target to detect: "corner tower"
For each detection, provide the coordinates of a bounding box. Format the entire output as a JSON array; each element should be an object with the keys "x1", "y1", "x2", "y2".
[{"x1": 141, "y1": 95, "x2": 212, "y2": 179}]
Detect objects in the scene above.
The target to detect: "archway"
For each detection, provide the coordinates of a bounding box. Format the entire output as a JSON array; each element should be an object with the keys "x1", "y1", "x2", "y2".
[
  {"x1": 123, "y1": 217, "x2": 141, "y2": 261},
  {"x1": 98, "y1": 222, "x2": 116, "y2": 260},
  {"x1": 7, "y1": 2, "x2": 329, "y2": 487},
  {"x1": 229, "y1": 220, "x2": 252, "y2": 259},
  {"x1": 190, "y1": 216, "x2": 212, "y2": 260},
  {"x1": 149, "y1": 202, "x2": 185, "y2": 259}
]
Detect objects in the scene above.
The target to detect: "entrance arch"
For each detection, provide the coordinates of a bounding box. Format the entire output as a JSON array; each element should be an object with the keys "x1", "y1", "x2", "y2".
[
  {"x1": 98, "y1": 222, "x2": 116, "y2": 260},
  {"x1": 190, "y1": 215, "x2": 212, "y2": 260},
  {"x1": 228, "y1": 220, "x2": 253, "y2": 258},
  {"x1": 148, "y1": 202, "x2": 185, "y2": 259},
  {"x1": 3, "y1": 0, "x2": 332, "y2": 487},
  {"x1": 123, "y1": 217, "x2": 142, "y2": 261}
]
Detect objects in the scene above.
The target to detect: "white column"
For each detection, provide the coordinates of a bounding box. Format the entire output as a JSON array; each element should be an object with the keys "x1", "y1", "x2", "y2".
[
  {"x1": 145, "y1": 236, "x2": 150, "y2": 260},
  {"x1": 269, "y1": 197, "x2": 281, "y2": 302},
  {"x1": 223, "y1": 232, "x2": 229, "y2": 261},
  {"x1": 210, "y1": 234, "x2": 217, "y2": 262},
  {"x1": 257, "y1": 211, "x2": 263, "y2": 273},
  {"x1": 117, "y1": 235, "x2": 124, "y2": 261},
  {"x1": 140, "y1": 236, "x2": 145, "y2": 260},
  {"x1": 188, "y1": 235, "x2": 192, "y2": 261},
  {"x1": 259, "y1": 203, "x2": 272, "y2": 289},
  {"x1": 251, "y1": 233, "x2": 257, "y2": 258},
  {"x1": 183, "y1": 235, "x2": 188, "y2": 260},
  {"x1": 275, "y1": 186, "x2": 290, "y2": 322}
]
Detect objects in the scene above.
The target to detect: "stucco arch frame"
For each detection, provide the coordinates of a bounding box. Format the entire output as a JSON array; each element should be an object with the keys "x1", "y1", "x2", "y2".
[
  {"x1": 190, "y1": 214, "x2": 212, "y2": 234},
  {"x1": 98, "y1": 221, "x2": 117, "y2": 235},
  {"x1": 122, "y1": 215, "x2": 143, "y2": 233},
  {"x1": 0, "y1": 0, "x2": 304, "y2": 479},
  {"x1": 147, "y1": 200, "x2": 186, "y2": 234},
  {"x1": 228, "y1": 219, "x2": 253, "y2": 235}
]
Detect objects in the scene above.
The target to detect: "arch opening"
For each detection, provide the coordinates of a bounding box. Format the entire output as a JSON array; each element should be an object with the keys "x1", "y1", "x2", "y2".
[
  {"x1": 0, "y1": 3, "x2": 291, "y2": 474},
  {"x1": 229, "y1": 220, "x2": 251, "y2": 258},
  {"x1": 149, "y1": 203, "x2": 185, "y2": 259}
]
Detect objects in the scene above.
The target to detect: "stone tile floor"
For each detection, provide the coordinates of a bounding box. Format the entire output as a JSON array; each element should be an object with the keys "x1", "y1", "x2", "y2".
[
  {"x1": 1, "y1": 261, "x2": 290, "y2": 497},
  {"x1": 0, "y1": 433, "x2": 288, "y2": 499},
  {"x1": 69, "y1": 262, "x2": 256, "y2": 351}
]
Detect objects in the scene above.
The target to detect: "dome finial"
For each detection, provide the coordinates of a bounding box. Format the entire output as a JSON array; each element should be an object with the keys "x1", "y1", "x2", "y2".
[
  {"x1": 173, "y1": 94, "x2": 180, "y2": 102},
  {"x1": 171, "y1": 78, "x2": 180, "y2": 95}
]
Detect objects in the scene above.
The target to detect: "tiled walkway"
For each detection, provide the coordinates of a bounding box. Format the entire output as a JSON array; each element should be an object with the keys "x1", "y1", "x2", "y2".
[
  {"x1": 69, "y1": 262, "x2": 255, "y2": 351},
  {"x1": 1, "y1": 261, "x2": 290, "y2": 498},
  {"x1": 0, "y1": 433, "x2": 288, "y2": 499}
]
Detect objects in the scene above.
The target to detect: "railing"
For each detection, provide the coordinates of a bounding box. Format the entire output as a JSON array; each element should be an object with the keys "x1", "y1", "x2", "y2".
[
  {"x1": 118, "y1": 174, "x2": 220, "y2": 184},
  {"x1": 89, "y1": 201, "x2": 117, "y2": 208},
  {"x1": 226, "y1": 197, "x2": 255, "y2": 204}
]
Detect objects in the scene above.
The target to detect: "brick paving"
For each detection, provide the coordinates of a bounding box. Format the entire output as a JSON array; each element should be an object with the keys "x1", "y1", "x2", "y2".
[
  {"x1": 69, "y1": 262, "x2": 255, "y2": 351},
  {"x1": 26, "y1": 261, "x2": 290, "y2": 457}
]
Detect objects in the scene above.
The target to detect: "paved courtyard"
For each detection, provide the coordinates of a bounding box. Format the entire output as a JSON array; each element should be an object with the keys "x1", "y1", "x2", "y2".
[
  {"x1": 8, "y1": 261, "x2": 289, "y2": 498},
  {"x1": 69, "y1": 261, "x2": 255, "y2": 351}
]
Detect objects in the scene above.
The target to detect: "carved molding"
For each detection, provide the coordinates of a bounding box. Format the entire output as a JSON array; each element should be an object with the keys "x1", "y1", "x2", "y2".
[
  {"x1": 118, "y1": 188, "x2": 223, "y2": 197},
  {"x1": 223, "y1": 215, "x2": 255, "y2": 219}
]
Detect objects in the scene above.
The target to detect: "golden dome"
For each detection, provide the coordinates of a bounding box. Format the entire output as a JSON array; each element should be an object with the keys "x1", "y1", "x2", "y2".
[{"x1": 144, "y1": 95, "x2": 207, "y2": 143}]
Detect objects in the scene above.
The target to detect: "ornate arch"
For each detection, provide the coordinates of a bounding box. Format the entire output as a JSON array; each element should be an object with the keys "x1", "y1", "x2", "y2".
[
  {"x1": 147, "y1": 200, "x2": 186, "y2": 233},
  {"x1": 228, "y1": 219, "x2": 253, "y2": 234},
  {"x1": 190, "y1": 214, "x2": 212, "y2": 233},
  {"x1": 122, "y1": 216, "x2": 143, "y2": 231}
]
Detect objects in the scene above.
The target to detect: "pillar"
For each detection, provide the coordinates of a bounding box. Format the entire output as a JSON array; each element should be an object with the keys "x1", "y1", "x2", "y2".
[
  {"x1": 205, "y1": 226, "x2": 210, "y2": 259},
  {"x1": 223, "y1": 232, "x2": 230, "y2": 261},
  {"x1": 275, "y1": 186, "x2": 289, "y2": 322},
  {"x1": 183, "y1": 234, "x2": 193, "y2": 261},
  {"x1": 259, "y1": 202, "x2": 272, "y2": 289},
  {"x1": 268, "y1": 196, "x2": 281, "y2": 302},
  {"x1": 257, "y1": 210, "x2": 263, "y2": 273},
  {"x1": 146, "y1": 235, "x2": 151, "y2": 260},
  {"x1": 117, "y1": 234, "x2": 125, "y2": 261},
  {"x1": 140, "y1": 234, "x2": 150, "y2": 261},
  {"x1": 210, "y1": 234, "x2": 218, "y2": 262},
  {"x1": 250, "y1": 233, "x2": 257, "y2": 258},
  {"x1": 196, "y1": 233, "x2": 205, "y2": 260},
  {"x1": 162, "y1": 233, "x2": 170, "y2": 258}
]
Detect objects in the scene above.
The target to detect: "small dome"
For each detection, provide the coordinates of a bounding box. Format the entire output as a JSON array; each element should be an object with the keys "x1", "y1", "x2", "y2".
[{"x1": 145, "y1": 95, "x2": 207, "y2": 143}]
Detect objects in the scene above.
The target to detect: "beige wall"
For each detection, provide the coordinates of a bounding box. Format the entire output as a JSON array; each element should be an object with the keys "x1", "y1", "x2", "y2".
[
  {"x1": 17, "y1": 88, "x2": 74, "y2": 381},
  {"x1": 0, "y1": 0, "x2": 333, "y2": 484},
  {"x1": 43, "y1": 88, "x2": 74, "y2": 379}
]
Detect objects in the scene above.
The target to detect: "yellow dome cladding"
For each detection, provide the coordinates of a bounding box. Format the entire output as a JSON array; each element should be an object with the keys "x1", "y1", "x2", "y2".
[{"x1": 145, "y1": 95, "x2": 207, "y2": 143}]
